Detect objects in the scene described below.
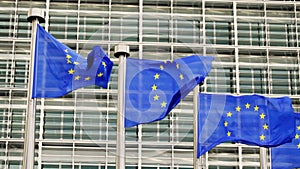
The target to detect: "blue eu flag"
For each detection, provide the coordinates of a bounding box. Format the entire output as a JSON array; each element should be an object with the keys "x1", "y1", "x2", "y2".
[
  {"x1": 271, "y1": 113, "x2": 300, "y2": 169},
  {"x1": 125, "y1": 56, "x2": 214, "y2": 128},
  {"x1": 32, "y1": 24, "x2": 113, "y2": 98},
  {"x1": 197, "y1": 93, "x2": 295, "y2": 157}
]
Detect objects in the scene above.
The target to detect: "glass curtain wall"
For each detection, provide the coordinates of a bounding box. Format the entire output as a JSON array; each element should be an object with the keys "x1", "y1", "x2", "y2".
[{"x1": 0, "y1": 0, "x2": 299, "y2": 168}]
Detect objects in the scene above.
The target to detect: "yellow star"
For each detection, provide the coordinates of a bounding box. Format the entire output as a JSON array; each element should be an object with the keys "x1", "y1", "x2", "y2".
[
  {"x1": 295, "y1": 134, "x2": 299, "y2": 139},
  {"x1": 298, "y1": 143, "x2": 300, "y2": 149},
  {"x1": 224, "y1": 121, "x2": 228, "y2": 127},
  {"x1": 68, "y1": 69, "x2": 74, "y2": 74},
  {"x1": 227, "y1": 112, "x2": 232, "y2": 117},
  {"x1": 67, "y1": 59, "x2": 72, "y2": 64},
  {"x1": 66, "y1": 54, "x2": 72, "y2": 59},
  {"x1": 297, "y1": 125, "x2": 300, "y2": 130},
  {"x1": 160, "y1": 65, "x2": 164, "y2": 70},
  {"x1": 263, "y1": 124, "x2": 268, "y2": 130},
  {"x1": 260, "y1": 134, "x2": 265, "y2": 141},
  {"x1": 151, "y1": 84, "x2": 157, "y2": 91},
  {"x1": 176, "y1": 63, "x2": 180, "y2": 69},
  {"x1": 179, "y1": 74, "x2": 184, "y2": 80},
  {"x1": 74, "y1": 76, "x2": 80, "y2": 80},
  {"x1": 154, "y1": 73, "x2": 160, "y2": 80},
  {"x1": 163, "y1": 60, "x2": 167, "y2": 64},
  {"x1": 161, "y1": 101, "x2": 167, "y2": 108},
  {"x1": 227, "y1": 131, "x2": 231, "y2": 137},
  {"x1": 254, "y1": 105, "x2": 259, "y2": 111},
  {"x1": 260, "y1": 113, "x2": 265, "y2": 119},
  {"x1": 153, "y1": 95, "x2": 159, "y2": 101},
  {"x1": 73, "y1": 61, "x2": 79, "y2": 65},
  {"x1": 85, "y1": 77, "x2": 90, "y2": 81},
  {"x1": 64, "y1": 49, "x2": 68, "y2": 53},
  {"x1": 102, "y1": 61, "x2": 106, "y2": 67},
  {"x1": 245, "y1": 103, "x2": 250, "y2": 109},
  {"x1": 235, "y1": 106, "x2": 241, "y2": 112},
  {"x1": 97, "y1": 72, "x2": 103, "y2": 77}
]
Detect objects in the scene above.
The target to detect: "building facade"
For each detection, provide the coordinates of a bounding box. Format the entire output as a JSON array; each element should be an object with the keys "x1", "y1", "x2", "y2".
[{"x1": 0, "y1": 0, "x2": 299, "y2": 168}]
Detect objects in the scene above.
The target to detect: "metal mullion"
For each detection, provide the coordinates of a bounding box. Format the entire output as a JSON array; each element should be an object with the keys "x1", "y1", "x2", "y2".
[
  {"x1": 288, "y1": 70, "x2": 291, "y2": 95},
  {"x1": 265, "y1": 2, "x2": 271, "y2": 95},
  {"x1": 201, "y1": 1, "x2": 208, "y2": 168},
  {"x1": 10, "y1": 0, "x2": 18, "y2": 87},
  {"x1": 238, "y1": 145, "x2": 243, "y2": 169},
  {"x1": 295, "y1": 2, "x2": 299, "y2": 48},
  {"x1": 202, "y1": 0, "x2": 206, "y2": 55},
  {"x1": 201, "y1": 2, "x2": 208, "y2": 94},
  {"x1": 65, "y1": 15, "x2": 68, "y2": 39},
  {"x1": 72, "y1": 93, "x2": 77, "y2": 169},
  {"x1": 251, "y1": 68, "x2": 254, "y2": 93},
  {"x1": 6, "y1": 60, "x2": 11, "y2": 88},
  {"x1": 292, "y1": 69, "x2": 297, "y2": 95},
  {"x1": 79, "y1": 112, "x2": 83, "y2": 140},
  {"x1": 42, "y1": 0, "x2": 49, "y2": 31},
  {"x1": 285, "y1": 24, "x2": 289, "y2": 47},
  {"x1": 105, "y1": 0, "x2": 111, "y2": 159},
  {"x1": 3, "y1": 140, "x2": 8, "y2": 168},
  {"x1": 170, "y1": 0, "x2": 174, "y2": 61},
  {"x1": 105, "y1": 64, "x2": 110, "y2": 169},
  {"x1": 1, "y1": 98, "x2": 7, "y2": 137},
  {"x1": 213, "y1": 21, "x2": 216, "y2": 45},
  {"x1": 233, "y1": 1, "x2": 240, "y2": 95},
  {"x1": 157, "y1": 18, "x2": 160, "y2": 43},
  {"x1": 298, "y1": 50, "x2": 300, "y2": 97},
  {"x1": 193, "y1": 20, "x2": 196, "y2": 44},
  {"x1": 138, "y1": 0, "x2": 143, "y2": 168},
  {"x1": 169, "y1": 6, "x2": 175, "y2": 168},
  {"x1": 249, "y1": 22, "x2": 252, "y2": 46},
  {"x1": 37, "y1": 98, "x2": 45, "y2": 169},
  {"x1": 260, "y1": 2, "x2": 270, "y2": 169},
  {"x1": 76, "y1": 0, "x2": 80, "y2": 53},
  {"x1": 139, "y1": 0, "x2": 143, "y2": 46},
  {"x1": 60, "y1": 111, "x2": 64, "y2": 140},
  {"x1": 7, "y1": 89, "x2": 12, "y2": 139},
  {"x1": 108, "y1": 0, "x2": 111, "y2": 51}
]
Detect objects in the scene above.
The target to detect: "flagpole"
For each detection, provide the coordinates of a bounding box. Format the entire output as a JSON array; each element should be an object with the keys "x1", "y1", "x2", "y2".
[
  {"x1": 114, "y1": 44, "x2": 130, "y2": 169},
  {"x1": 193, "y1": 85, "x2": 199, "y2": 169},
  {"x1": 23, "y1": 8, "x2": 45, "y2": 169}
]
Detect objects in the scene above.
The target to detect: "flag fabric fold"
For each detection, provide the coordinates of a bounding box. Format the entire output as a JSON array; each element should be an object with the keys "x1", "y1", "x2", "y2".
[
  {"x1": 125, "y1": 55, "x2": 214, "y2": 128},
  {"x1": 32, "y1": 24, "x2": 113, "y2": 98},
  {"x1": 197, "y1": 93, "x2": 295, "y2": 158},
  {"x1": 271, "y1": 113, "x2": 300, "y2": 169}
]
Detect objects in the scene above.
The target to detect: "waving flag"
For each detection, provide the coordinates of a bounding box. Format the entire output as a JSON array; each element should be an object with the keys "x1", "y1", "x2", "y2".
[
  {"x1": 125, "y1": 55, "x2": 214, "y2": 128},
  {"x1": 197, "y1": 93, "x2": 295, "y2": 157},
  {"x1": 271, "y1": 113, "x2": 300, "y2": 169},
  {"x1": 32, "y1": 24, "x2": 113, "y2": 98}
]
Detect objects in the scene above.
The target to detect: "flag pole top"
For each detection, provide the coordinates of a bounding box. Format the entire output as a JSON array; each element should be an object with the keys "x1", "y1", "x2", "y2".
[
  {"x1": 27, "y1": 8, "x2": 45, "y2": 23},
  {"x1": 114, "y1": 44, "x2": 130, "y2": 58}
]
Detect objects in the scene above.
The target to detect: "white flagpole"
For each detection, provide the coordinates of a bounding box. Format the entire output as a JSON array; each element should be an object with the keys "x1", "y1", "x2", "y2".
[
  {"x1": 23, "y1": 8, "x2": 45, "y2": 169},
  {"x1": 114, "y1": 44, "x2": 130, "y2": 169},
  {"x1": 193, "y1": 85, "x2": 199, "y2": 169}
]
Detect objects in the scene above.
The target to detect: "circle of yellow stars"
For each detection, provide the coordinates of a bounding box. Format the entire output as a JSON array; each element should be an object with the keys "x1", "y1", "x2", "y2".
[
  {"x1": 65, "y1": 49, "x2": 106, "y2": 81},
  {"x1": 223, "y1": 102, "x2": 268, "y2": 141},
  {"x1": 151, "y1": 60, "x2": 184, "y2": 109}
]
